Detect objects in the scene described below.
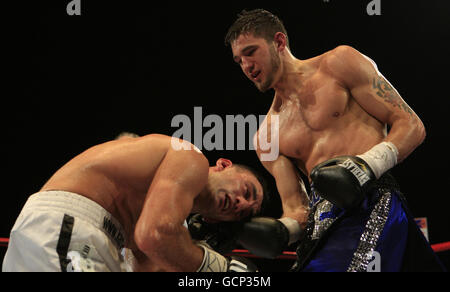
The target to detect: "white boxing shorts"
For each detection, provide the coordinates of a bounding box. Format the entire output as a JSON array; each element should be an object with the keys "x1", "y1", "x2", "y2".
[{"x1": 2, "y1": 191, "x2": 128, "y2": 272}]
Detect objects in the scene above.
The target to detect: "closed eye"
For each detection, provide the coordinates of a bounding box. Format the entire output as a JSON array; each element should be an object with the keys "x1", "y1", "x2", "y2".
[
  {"x1": 245, "y1": 189, "x2": 251, "y2": 200},
  {"x1": 233, "y1": 46, "x2": 258, "y2": 65},
  {"x1": 246, "y1": 48, "x2": 256, "y2": 56}
]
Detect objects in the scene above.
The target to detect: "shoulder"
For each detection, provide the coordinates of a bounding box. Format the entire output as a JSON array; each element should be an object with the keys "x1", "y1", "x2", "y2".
[
  {"x1": 327, "y1": 45, "x2": 363, "y2": 61},
  {"x1": 322, "y1": 45, "x2": 378, "y2": 85},
  {"x1": 148, "y1": 134, "x2": 208, "y2": 165},
  {"x1": 139, "y1": 134, "x2": 209, "y2": 185},
  {"x1": 166, "y1": 138, "x2": 210, "y2": 183},
  {"x1": 323, "y1": 45, "x2": 366, "y2": 71}
]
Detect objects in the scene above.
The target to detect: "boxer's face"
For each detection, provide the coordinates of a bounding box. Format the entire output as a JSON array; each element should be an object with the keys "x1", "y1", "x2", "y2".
[
  {"x1": 231, "y1": 33, "x2": 281, "y2": 92},
  {"x1": 207, "y1": 167, "x2": 264, "y2": 222}
]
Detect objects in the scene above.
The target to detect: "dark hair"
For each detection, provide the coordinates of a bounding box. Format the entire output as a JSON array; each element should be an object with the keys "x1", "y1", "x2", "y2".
[
  {"x1": 233, "y1": 164, "x2": 277, "y2": 217},
  {"x1": 225, "y1": 9, "x2": 289, "y2": 48}
]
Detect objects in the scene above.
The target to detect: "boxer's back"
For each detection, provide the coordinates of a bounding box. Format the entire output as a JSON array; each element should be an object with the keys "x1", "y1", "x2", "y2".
[{"x1": 41, "y1": 134, "x2": 171, "y2": 244}]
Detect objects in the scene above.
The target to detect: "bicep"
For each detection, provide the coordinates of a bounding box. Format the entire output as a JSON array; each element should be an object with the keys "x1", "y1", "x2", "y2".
[
  {"x1": 136, "y1": 149, "x2": 208, "y2": 238},
  {"x1": 334, "y1": 46, "x2": 416, "y2": 124}
]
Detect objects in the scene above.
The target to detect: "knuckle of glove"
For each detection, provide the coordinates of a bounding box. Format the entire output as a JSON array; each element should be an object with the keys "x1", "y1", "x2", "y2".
[
  {"x1": 188, "y1": 214, "x2": 211, "y2": 240},
  {"x1": 188, "y1": 214, "x2": 239, "y2": 254},
  {"x1": 237, "y1": 217, "x2": 288, "y2": 259},
  {"x1": 311, "y1": 156, "x2": 374, "y2": 210}
]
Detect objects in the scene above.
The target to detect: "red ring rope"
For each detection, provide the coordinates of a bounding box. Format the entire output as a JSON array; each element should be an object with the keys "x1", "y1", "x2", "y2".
[
  {"x1": 431, "y1": 241, "x2": 450, "y2": 253},
  {"x1": 1, "y1": 238, "x2": 449, "y2": 258},
  {"x1": 0, "y1": 238, "x2": 9, "y2": 248}
]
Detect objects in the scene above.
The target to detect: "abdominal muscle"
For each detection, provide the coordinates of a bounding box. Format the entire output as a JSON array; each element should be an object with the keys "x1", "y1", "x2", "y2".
[{"x1": 304, "y1": 120, "x2": 386, "y2": 174}]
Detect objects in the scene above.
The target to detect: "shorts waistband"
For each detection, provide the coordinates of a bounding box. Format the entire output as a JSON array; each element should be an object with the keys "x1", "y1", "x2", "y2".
[{"x1": 25, "y1": 190, "x2": 126, "y2": 249}]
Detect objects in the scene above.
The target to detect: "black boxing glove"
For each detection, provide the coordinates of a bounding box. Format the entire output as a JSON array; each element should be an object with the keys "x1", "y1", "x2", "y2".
[
  {"x1": 310, "y1": 142, "x2": 399, "y2": 209},
  {"x1": 188, "y1": 214, "x2": 240, "y2": 254},
  {"x1": 189, "y1": 215, "x2": 303, "y2": 259},
  {"x1": 235, "y1": 217, "x2": 302, "y2": 259},
  {"x1": 310, "y1": 156, "x2": 375, "y2": 209}
]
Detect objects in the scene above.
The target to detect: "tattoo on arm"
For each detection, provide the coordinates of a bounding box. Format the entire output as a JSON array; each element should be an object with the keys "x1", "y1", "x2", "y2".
[{"x1": 372, "y1": 76, "x2": 413, "y2": 116}]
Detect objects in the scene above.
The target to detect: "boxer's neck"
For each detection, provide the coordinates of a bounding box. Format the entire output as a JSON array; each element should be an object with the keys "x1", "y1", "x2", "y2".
[{"x1": 272, "y1": 57, "x2": 309, "y2": 100}]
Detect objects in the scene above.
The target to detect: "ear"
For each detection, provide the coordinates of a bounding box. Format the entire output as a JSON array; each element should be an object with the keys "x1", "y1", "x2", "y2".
[
  {"x1": 215, "y1": 158, "x2": 233, "y2": 171},
  {"x1": 273, "y1": 32, "x2": 287, "y2": 52}
]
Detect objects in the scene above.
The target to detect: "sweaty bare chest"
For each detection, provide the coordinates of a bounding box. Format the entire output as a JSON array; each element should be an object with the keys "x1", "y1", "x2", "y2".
[{"x1": 276, "y1": 77, "x2": 350, "y2": 158}]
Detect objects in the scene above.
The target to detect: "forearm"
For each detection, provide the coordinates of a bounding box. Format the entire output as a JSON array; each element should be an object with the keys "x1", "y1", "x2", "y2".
[
  {"x1": 137, "y1": 227, "x2": 204, "y2": 272},
  {"x1": 279, "y1": 192, "x2": 310, "y2": 228},
  {"x1": 355, "y1": 115, "x2": 426, "y2": 180},
  {"x1": 384, "y1": 117, "x2": 426, "y2": 163},
  {"x1": 268, "y1": 156, "x2": 310, "y2": 225},
  {"x1": 131, "y1": 249, "x2": 166, "y2": 272},
  {"x1": 275, "y1": 171, "x2": 310, "y2": 225}
]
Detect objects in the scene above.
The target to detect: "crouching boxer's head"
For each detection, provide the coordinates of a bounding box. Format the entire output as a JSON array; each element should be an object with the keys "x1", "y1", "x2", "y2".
[
  {"x1": 198, "y1": 158, "x2": 272, "y2": 223},
  {"x1": 188, "y1": 158, "x2": 280, "y2": 254}
]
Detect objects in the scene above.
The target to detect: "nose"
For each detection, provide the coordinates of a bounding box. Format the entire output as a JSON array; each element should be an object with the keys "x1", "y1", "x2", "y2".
[
  {"x1": 234, "y1": 196, "x2": 252, "y2": 213},
  {"x1": 241, "y1": 58, "x2": 254, "y2": 75}
]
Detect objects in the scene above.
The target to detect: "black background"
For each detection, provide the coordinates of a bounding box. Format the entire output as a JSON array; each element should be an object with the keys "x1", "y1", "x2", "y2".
[{"x1": 1, "y1": 0, "x2": 449, "y2": 271}]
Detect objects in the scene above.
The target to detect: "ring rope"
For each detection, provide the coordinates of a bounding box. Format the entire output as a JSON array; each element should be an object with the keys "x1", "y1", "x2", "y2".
[
  {"x1": 227, "y1": 241, "x2": 450, "y2": 259},
  {"x1": 1, "y1": 238, "x2": 449, "y2": 259}
]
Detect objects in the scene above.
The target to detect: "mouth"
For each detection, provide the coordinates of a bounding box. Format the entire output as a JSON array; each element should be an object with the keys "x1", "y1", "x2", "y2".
[{"x1": 250, "y1": 70, "x2": 261, "y2": 81}]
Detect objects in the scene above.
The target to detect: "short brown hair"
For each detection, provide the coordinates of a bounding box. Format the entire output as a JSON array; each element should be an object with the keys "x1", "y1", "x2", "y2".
[{"x1": 225, "y1": 9, "x2": 289, "y2": 48}]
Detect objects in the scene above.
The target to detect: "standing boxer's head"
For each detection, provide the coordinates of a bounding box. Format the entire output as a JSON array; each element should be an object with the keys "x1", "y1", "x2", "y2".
[
  {"x1": 202, "y1": 158, "x2": 269, "y2": 222},
  {"x1": 226, "y1": 9, "x2": 290, "y2": 92}
]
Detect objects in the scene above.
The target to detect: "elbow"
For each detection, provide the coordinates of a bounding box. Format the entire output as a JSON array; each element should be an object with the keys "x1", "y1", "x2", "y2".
[
  {"x1": 134, "y1": 219, "x2": 181, "y2": 263},
  {"x1": 134, "y1": 227, "x2": 153, "y2": 256},
  {"x1": 413, "y1": 118, "x2": 426, "y2": 146},
  {"x1": 134, "y1": 223, "x2": 165, "y2": 257},
  {"x1": 393, "y1": 116, "x2": 426, "y2": 163}
]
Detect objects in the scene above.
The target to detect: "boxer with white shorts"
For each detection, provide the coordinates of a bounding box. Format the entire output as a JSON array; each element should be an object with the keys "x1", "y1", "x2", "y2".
[{"x1": 2, "y1": 134, "x2": 265, "y2": 272}]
